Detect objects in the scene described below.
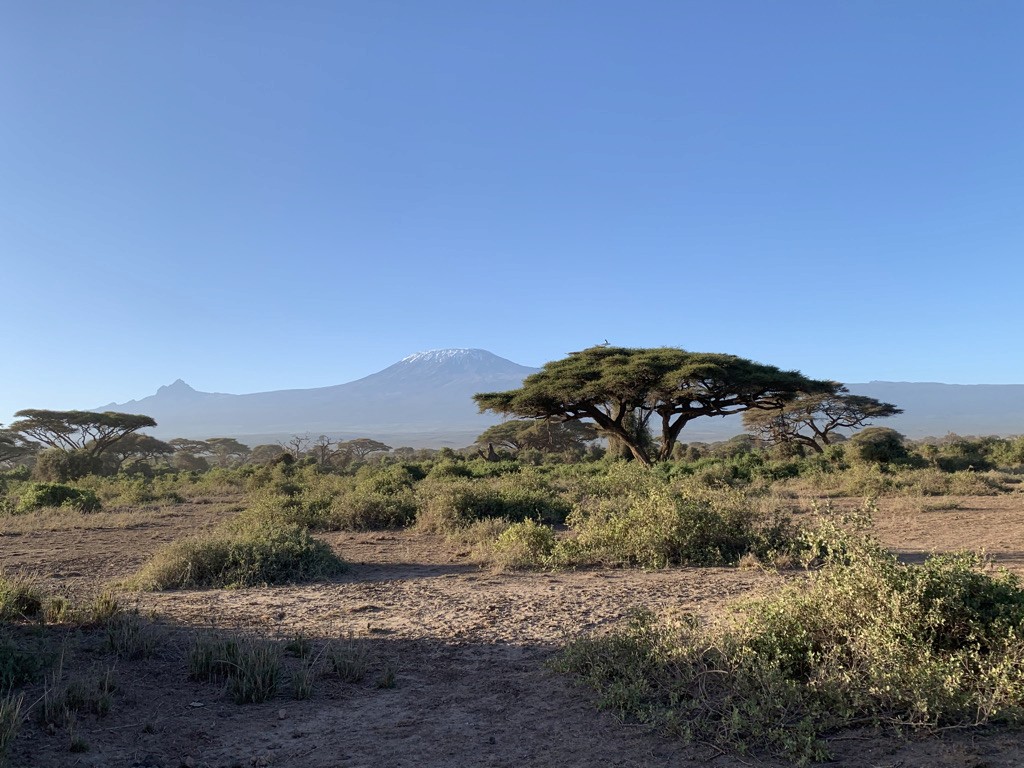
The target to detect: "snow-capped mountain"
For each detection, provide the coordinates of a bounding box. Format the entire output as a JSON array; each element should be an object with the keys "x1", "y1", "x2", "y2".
[
  {"x1": 95, "y1": 350, "x2": 1024, "y2": 447},
  {"x1": 95, "y1": 349, "x2": 539, "y2": 447}
]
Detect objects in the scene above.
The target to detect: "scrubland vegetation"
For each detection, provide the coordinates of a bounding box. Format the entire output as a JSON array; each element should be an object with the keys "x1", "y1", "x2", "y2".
[
  {"x1": 2, "y1": 349, "x2": 1024, "y2": 764},
  {"x1": 2, "y1": 426, "x2": 1024, "y2": 764},
  {"x1": 555, "y1": 508, "x2": 1024, "y2": 764}
]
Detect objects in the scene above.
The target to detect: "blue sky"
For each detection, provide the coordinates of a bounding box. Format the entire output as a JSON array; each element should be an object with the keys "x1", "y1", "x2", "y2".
[{"x1": 3, "y1": 1, "x2": 1023, "y2": 425}]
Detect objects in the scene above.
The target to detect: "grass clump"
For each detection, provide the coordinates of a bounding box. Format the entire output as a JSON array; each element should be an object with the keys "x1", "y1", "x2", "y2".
[
  {"x1": 129, "y1": 519, "x2": 346, "y2": 590},
  {"x1": 226, "y1": 641, "x2": 281, "y2": 704},
  {"x1": 0, "y1": 632, "x2": 45, "y2": 689},
  {"x1": 0, "y1": 575, "x2": 43, "y2": 621},
  {"x1": 555, "y1": 530, "x2": 1024, "y2": 764},
  {"x1": 36, "y1": 659, "x2": 116, "y2": 727},
  {"x1": 328, "y1": 637, "x2": 372, "y2": 683},
  {"x1": 189, "y1": 634, "x2": 281, "y2": 703},
  {"x1": 104, "y1": 611, "x2": 163, "y2": 660},
  {"x1": 0, "y1": 692, "x2": 23, "y2": 762}
]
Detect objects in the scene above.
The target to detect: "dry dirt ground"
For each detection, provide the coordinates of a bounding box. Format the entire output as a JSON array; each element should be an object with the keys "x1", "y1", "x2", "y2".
[{"x1": 2, "y1": 495, "x2": 1023, "y2": 768}]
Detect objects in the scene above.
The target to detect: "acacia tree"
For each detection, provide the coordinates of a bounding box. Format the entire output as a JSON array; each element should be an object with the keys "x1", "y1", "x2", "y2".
[
  {"x1": 0, "y1": 427, "x2": 39, "y2": 466},
  {"x1": 475, "y1": 346, "x2": 830, "y2": 466},
  {"x1": 249, "y1": 444, "x2": 288, "y2": 464},
  {"x1": 742, "y1": 386, "x2": 902, "y2": 454},
  {"x1": 107, "y1": 433, "x2": 175, "y2": 471},
  {"x1": 205, "y1": 437, "x2": 251, "y2": 467},
  {"x1": 9, "y1": 410, "x2": 157, "y2": 457},
  {"x1": 338, "y1": 438, "x2": 391, "y2": 460},
  {"x1": 168, "y1": 438, "x2": 211, "y2": 456}
]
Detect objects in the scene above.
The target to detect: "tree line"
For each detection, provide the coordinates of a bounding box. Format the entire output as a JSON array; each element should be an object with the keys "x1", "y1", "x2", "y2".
[
  {"x1": 0, "y1": 409, "x2": 398, "y2": 481},
  {"x1": 0, "y1": 343, "x2": 952, "y2": 478}
]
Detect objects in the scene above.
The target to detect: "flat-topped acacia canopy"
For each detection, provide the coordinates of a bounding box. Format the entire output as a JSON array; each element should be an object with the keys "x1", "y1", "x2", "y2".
[
  {"x1": 9, "y1": 409, "x2": 157, "y2": 457},
  {"x1": 474, "y1": 346, "x2": 833, "y2": 466}
]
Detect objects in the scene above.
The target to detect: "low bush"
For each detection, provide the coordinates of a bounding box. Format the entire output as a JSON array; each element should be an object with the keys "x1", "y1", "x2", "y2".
[
  {"x1": 14, "y1": 483, "x2": 101, "y2": 514},
  {"x1": 559, "y1": 479, "x2": 803, "y2": 569},
  {"x1": 31, "y1": 449, "x2": 102, "y2": 482},
  {"x1": 555, "y1": 532, "x2": 1024, "y2": 764},
  {"x1": 129, "y1": 519, "x2": 346, "y2": 590},
  {"x1": 415, "y1": 474, "x2": 571, "y2": 533},
  {"x1": 75, "y1": 475, "x2": 185, "y2": 507},
  {"x1": 329, "y1": 487, "x2": 417, "y2": 529},
  {"x1": 491, "y1": 519, "x2": 556, "y2": 569}
]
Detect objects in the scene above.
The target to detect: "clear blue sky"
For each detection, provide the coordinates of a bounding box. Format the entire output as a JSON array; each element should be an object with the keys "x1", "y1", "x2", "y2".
[{"x1": 3, "y1": 1, "x2": 1023, "y2": 425}]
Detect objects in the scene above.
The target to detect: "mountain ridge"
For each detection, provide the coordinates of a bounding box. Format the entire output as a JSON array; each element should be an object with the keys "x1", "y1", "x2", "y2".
[
  {"x1": 96, "y1": 349, "x2": 541, "y2": 447},
  {"x1": 95, "y1": 350, "x2": 1024, "y2": 446}
]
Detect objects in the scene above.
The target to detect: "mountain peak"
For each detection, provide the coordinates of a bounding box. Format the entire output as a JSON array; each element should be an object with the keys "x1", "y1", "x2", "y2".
[
  {"x1": 157, "y1": 379, "x2": 196, "y2": 395},
  {"x1": 400, "y1": 349, "x2": 492, "y2": 364}
]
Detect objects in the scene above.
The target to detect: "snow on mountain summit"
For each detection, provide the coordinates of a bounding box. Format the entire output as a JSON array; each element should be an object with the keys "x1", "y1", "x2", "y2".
[
  {"x1": 383, "y1": 348, "x2": 535, "y2": 380},
  {"x1": 400, "y1": 349, "x2": 492, "y2": 364}
]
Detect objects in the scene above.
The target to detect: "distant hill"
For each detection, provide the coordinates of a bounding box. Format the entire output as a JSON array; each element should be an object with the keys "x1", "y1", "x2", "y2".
[
  {"x1": 96, "y1": 351, "x2": 1024, "y2": 447},
  {"x1": 845, "y1": 382, "x2": 1024, "y2": 440},
  {"x1": 667, "y1": 382, "x2": 1024, "y2": 444},
  {"x1": 96, "y1": 349, "x2": 539, "y2": 448}
]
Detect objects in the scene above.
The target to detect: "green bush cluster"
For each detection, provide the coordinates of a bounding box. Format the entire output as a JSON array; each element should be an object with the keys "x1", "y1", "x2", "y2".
[
  {"x1": 561, "y1": 483, "x2": 800, "y2": 568},
  {"x1": 491, "y1": 519, "x2": 557, "y2": 569},
  {"x1": 555, "y1": 530, "x2": 1024, "y2": 764},
  {"x1": 14, "y1": 483, "x2": 101, "y2": 514},
  {"x1": 129, "y1": 519, "x2": 346, "y2": 590},
  {"x1": 73, "y1": 474, "x2": 186, "y2": 507},
  {"x1": 414, "y1": 474, "x2": 571, "y2": 533}
]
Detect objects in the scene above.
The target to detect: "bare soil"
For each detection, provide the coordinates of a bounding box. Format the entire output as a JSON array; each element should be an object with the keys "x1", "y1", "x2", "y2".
[{"x1": 2, "y1": 494, "x2": 1023, "y2": 768}]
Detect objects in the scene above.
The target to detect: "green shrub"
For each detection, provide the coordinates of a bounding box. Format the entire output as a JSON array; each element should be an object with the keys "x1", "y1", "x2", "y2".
[
  {"x1": 427, "y1": 459, "x2": 473, "y2": 479},
  {"x1": 329, "y1": 487, "x2": 417, "y2": 529},
  {"x1": 560, "y1": 480, "x2": 803, "y2": 568},
  {"x1": 415, "y1": 474, "x2": 572, "y2": 533},
  {"x1": 241, "y1": 491, "x2": 329, "y2": 529},
  {"x1": 129, "y1": 519, "x2": 346, "y2": 590},
  {"x1": 74, "y1": 474, "x2": 186, "y2": 506},
  {"x1": 31, "y1": 449, "x2": 102, "y2": 482},
  {"x1": 848, "y1": 427, "x2": 910, "y2": 465},
  {"x1": 414, "y1": 479, "x2": 499, "y2": 532},
  {"x1": 238, "y1": 465, "x2": 424, "y2": 531},
  {"x1": 555, "y1": 534, "x2": 1024, "y2": 764},
  {"x1": 14, "y1": 483, "x2": 101, "y2": 514},
  {"x1": 492, "y1": 519, "x2": 556, "y2": 569}
]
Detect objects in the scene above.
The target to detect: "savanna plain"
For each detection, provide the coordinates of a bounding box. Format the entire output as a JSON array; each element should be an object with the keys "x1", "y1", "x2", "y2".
[{"x1": 2, "y1": 438, "x2": 1024, "y2": 768}]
